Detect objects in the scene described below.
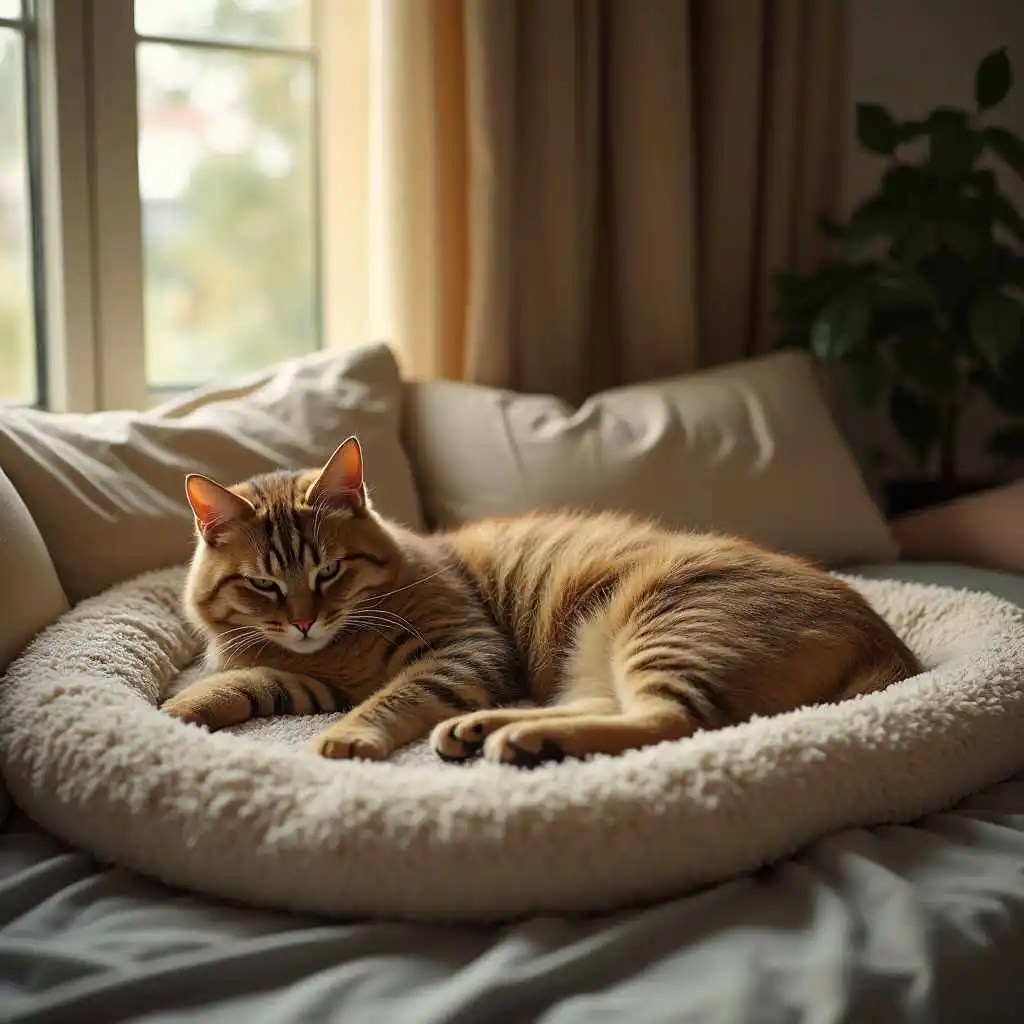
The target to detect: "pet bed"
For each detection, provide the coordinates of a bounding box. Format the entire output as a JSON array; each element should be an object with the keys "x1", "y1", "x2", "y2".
[{"x1": 1, "y1": 567, "x2": 1023, "y2": 923}]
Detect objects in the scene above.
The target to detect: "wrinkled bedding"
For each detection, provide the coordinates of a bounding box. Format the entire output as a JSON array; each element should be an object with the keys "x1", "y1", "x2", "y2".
[{"x1": 2, "y1": 563, "x2": 1023, "y2": 1023}]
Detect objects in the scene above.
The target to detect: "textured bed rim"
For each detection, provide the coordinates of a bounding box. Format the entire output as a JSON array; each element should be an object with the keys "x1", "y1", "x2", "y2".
[{"x1": 1, "y1": 566, "x2": 1023, "y2": 923}]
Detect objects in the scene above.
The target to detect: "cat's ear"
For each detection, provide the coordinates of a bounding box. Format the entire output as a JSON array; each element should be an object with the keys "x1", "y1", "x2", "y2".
[
  {"x1": 305, "y1": 436, "x2": 367, "y2": 513},
  {"x1": 185, "y1": 474, "x2": 255, "y2": 544}
]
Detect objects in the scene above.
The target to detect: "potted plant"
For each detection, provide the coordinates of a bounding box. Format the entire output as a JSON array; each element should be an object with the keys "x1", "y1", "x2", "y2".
[{"x1": 773, "y1": 48, "x2": 1024, "y2": 516}]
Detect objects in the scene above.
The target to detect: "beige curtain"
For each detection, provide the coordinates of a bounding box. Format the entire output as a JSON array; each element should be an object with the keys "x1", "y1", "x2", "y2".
[{"x1": 325, "y1": 0, "x2": 846, "y2": 401}]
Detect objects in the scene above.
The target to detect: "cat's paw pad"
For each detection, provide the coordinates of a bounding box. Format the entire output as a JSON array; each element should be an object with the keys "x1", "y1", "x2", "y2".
[
  {"x1": 429, "y1": 718, "x2": 485, "y2": 762},
  {"x1": 483, "y1": 726, "x2": 567, "y2": 768},
  {"x1": 309, "y1": 728, "x2": 390, "y2": 762}
]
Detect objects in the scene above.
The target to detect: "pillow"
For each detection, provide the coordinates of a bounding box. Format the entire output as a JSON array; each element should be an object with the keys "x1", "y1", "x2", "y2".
[
  {"x1": 0, "y1": 468, "x2": 68, "y2": 669},
  {"x1": 890, "y1": 480, "x2": 1024, "y2": 573},
  {"x1": 403, "y1": 350, "x2": 897, "y2": 566},
  {"x1": 0, "y1": 344, "x2": 423, "y2": 602}
]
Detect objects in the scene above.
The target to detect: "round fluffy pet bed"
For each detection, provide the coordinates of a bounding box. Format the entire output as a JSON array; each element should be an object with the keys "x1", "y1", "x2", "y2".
[{"x1": 1, "y1": 567, "x2": 1023, "y2": 923}]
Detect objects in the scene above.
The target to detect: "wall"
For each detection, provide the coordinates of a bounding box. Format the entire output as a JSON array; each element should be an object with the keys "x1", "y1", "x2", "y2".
[{"x1": 836, "y1": 0, "x2": 1024, "y2": 485}]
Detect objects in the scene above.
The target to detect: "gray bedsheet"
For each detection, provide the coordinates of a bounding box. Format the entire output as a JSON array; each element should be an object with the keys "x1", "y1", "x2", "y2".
[{"x1": 2, "y1": 563, "x2": 1023, "y2": 1024}]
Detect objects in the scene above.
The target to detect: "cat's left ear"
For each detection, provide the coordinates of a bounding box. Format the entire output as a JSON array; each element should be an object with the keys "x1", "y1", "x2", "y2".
[{"x1": 306, "y1": 436, "x2": 367, "y2": 513}]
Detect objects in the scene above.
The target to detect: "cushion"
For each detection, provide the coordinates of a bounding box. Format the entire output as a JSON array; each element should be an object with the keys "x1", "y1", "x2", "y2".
[
  {"x1": 0, "y1": 469, "x2": 68, "y2": 670},
  {"x1": 890, "y1": 481, "x2": 1024, "y2": 574},
  {"x1": 403, "y1": 350, "x2": 897, "y2": 566},
  {"x1": 1, "y1": 566, "x2": 1021, "y2": 922},
  {"x1": 0, "y1": 344, "x2": 423, "y2": 602}
]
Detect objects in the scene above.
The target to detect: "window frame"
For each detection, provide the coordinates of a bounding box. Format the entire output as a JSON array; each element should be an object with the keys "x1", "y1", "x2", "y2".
[
  {"x1": 0, "y1": 0, "x2": 54, "y2": 409},
  {"x1": 36, "y1": 0, "x2": 98, "y2": 412},
  {"x1": 27, "y1": 0, "x2": 328, "y2": 413}
]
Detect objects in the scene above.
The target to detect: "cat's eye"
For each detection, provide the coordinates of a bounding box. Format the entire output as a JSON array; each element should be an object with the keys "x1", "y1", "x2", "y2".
[
  {"x1": 316, "y1": 560, "x2": 342, "y2": 583},
  {"x1": 245, "y1": 576, "x2": 279, "y2": 593}
]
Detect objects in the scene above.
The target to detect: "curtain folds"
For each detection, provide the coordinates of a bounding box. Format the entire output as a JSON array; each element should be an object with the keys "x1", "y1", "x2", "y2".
[{"x1": 325, "y1": 0, "x2": 846, "y2": 401}]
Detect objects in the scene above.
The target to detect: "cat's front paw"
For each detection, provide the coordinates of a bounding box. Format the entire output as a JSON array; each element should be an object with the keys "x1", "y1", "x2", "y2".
[
  {"x1": 309, "y1": 725, "x2": 391, "y2": 762},
  {"x1": 161, "y1": 694, "x2": 210, "y2": 727}
]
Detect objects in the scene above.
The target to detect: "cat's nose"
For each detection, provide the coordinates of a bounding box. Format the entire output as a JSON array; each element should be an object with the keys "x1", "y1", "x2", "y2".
[{"x1": 292, "y1": 619, "x2": 315, "y2": 636}]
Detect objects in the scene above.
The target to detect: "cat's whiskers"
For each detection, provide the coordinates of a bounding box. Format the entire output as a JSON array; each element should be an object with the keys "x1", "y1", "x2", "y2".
[
  {"x1": 217, "y1": 630, "x2": 269, "y2": 660},
  {"x1": 341, "y1": 616, "x2": 393, "y2": 646},
  {"x1": 350, "y1": 609, "x2": 426, "y2": 646},
  {"x1": 356, "y1": 569, "x2": 448, "y2": 609}
]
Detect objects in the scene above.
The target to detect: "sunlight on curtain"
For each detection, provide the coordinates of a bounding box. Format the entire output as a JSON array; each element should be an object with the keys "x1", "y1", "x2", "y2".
[{"x1": 322, "y1": 0, "x2": 451, "y2": 381}]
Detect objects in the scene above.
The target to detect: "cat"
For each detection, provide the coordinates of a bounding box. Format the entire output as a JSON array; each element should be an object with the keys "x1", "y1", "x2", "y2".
[{"x1": 163, "y1": 436, "x2": 922, "y2": 767}]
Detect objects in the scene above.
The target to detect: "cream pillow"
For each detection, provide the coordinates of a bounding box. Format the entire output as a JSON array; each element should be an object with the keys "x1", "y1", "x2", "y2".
[
  {"x1": 0, "y1": 344, "x2": 423, "y2": 602},
  {"x1": 0, "y1": 468, "x2": 68, "y2": 669},
  {"x1": 403, "y1": 350, "x2": 897, "y2": 566}
]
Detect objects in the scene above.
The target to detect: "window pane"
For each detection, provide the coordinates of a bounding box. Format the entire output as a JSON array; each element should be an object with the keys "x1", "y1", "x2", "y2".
[
  {"x1": 0, "y1": 29, "x2": 37, "y2": 404},
  {"x1": 137, "y1": 42, "x2": 317, "y2": 387},
  {"x1": 135, "y1": 0, "x2": 311, "y2": 48},
  {"x1": 0, "y1": 2, "x2": 21, "y2": 21}
]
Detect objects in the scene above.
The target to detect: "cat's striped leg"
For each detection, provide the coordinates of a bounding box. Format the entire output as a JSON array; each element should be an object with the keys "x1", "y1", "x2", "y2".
[
  {"x1": 162, "y1": 668, "x2": 348, "y2": 730},
  {"x1": 480, "y1": 683, "x2": 702, "y2": 766},
  {"x1": 309, "y1": 649, "x2": 507, "y2": 761}
]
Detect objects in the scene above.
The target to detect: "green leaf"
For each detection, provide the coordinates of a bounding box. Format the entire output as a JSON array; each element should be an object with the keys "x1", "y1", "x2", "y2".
[
  {"x1": 976, "y1": 49, "x2": 1013, "y2": 110},
  {"x1": 988, "y1": 424, "x2": 1024, "y2": 458},
  {"x1": 881, "y1": 164, "x2": 925, "y2": 201},
  {"x1": 927, "y1": 109, "x2": 984, "y2": 177},
  {"x1": 849, "y1": 194, "x2": 893, "y2": 225},
  {"x1": 856, "y1": 103, "x2": 899, "y2": 156},
  {"x1": 980, "y1": 346, "x2": 1024, "y2": 414},
  {"x1": 811, "y1": 293, "x2": 871, "y2": 360},
  {"x1": 889, "y1": 386, "x2": 940, "y2": 465},
  {"x1": 898, "y1": 221, "x2": 940, "y2": 264},
  {"x1": 969, "y1": 290, "x2": 1023, "y2": 369},
  {"x1": 843, "y1": 196, "x2": 901, "y2": 253},
  {"x1": 892, "y1": 336, "x2": 960, "y2": 399},
  {"x1": 846, "y1": 346, "x2": 887, "y2": 407},
  {"x1": 941, "y1": 221, "x2": 983, "y2": 259},
  {"x1": 984, "y1": 126, "x2": 1024, "y2": 174},
  {"x1": 868, "y1": 267, "x2": 940, "y2": 310},
  {"x1": 772, "y1": 264, "x2": 855, "y2": 321}
]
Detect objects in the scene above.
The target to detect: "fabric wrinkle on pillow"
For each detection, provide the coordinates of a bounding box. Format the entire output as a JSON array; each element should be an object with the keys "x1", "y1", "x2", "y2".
[
  {"x1": 404, "y1": 350, "x2": 897, "y2": 567},
  {"x1": 0, "y1": 344, "x2": 423, "y2": 602}
]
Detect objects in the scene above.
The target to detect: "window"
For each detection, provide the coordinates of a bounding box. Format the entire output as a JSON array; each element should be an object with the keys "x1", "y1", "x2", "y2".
[
  {"x1": 135, "y1": 1, "x2": 319, "y2": 388},
  {"x1": 3, "y1": 0, "x2": 324, "y2": 411},
  {"x1": 0, "y1": 0, "x2": 43, "y2": 405}
]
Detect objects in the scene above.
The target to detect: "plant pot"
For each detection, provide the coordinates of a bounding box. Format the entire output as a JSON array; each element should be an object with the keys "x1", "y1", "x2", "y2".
[{"x1": 884, "y1": 477, "x2": 996, "y2": 518}]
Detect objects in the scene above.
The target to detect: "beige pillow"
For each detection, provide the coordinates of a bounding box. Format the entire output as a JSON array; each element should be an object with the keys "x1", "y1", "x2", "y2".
[
  {"x1": 890, "y1": 480, "x2": 1024, "y2": 573},
  {"x1": 0, "y1": 344, "x2": 423, "y2": 602},
  {"x1": 0, "y1": 468, "x2": 68, "y2": 669},
  {"x1": 403, "y1": 350, "x2": 897, "y2": 566}
]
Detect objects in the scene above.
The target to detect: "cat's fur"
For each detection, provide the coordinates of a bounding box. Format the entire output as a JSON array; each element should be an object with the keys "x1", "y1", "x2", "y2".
[{"x1": 164, "y1": 437, "x2": 922, "y2": 766}]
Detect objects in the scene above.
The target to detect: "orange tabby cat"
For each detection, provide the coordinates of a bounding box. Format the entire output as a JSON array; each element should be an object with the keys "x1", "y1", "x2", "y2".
[{"x1": 163, "y1": 437, "x2": 921, "y2": 766}]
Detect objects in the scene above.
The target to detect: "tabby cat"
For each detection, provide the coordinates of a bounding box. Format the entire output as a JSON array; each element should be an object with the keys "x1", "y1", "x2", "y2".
[{"x1": 163, "y1": 437, "x2": 921, "y2": 766}]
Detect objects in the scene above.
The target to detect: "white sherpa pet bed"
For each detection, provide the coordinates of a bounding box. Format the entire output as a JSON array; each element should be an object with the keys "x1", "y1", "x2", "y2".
[{"x1": 1, "y1": 567, "x2": 1023, "y2": 923}]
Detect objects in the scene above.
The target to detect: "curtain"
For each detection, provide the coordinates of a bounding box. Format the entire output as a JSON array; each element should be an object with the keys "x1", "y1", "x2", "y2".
[{"x1": 324, "y1": 0, "x2": 846, "y2": 402}]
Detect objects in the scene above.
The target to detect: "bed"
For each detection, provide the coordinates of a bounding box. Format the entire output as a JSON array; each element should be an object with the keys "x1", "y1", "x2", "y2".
[{"x1": 3, "y1": 561, "x2": 1023, "y2": 1024}]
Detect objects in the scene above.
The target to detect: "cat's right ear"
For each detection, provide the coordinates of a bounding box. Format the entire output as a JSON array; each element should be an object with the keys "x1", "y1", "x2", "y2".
[{"x1": 185, "y1": 474, "x2": 255, "y2": 544}]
